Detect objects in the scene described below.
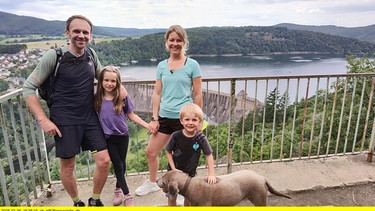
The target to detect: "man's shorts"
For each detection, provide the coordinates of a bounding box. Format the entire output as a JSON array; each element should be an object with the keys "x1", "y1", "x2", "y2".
[
  {"x1": 158, "y1": 117, "x2": 184, "y2": 135},
  {"x1": 54, "y1": 117, "x2": 107, "y2": 159}
]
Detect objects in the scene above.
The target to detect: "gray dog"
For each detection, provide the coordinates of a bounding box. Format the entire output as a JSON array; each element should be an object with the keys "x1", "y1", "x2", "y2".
[{"x1": 156, "y1": 169, "x2": 291, "y2": 206}]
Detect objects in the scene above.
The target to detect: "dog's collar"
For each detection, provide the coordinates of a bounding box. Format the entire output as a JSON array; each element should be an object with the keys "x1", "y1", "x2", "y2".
[{"x1": 179, "y1": 176, "x2": 192, "y2": 196}]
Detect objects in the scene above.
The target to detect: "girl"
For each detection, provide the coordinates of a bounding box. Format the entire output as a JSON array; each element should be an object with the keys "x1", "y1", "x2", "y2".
[{"x1": 94, "y1": 66, "x2": 153, "y2": 206}]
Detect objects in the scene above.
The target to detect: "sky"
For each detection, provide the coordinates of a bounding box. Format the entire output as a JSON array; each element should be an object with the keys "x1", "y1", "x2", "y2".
[{"x1": 0, "y1": 0, "x2": 374, "y2": 29}]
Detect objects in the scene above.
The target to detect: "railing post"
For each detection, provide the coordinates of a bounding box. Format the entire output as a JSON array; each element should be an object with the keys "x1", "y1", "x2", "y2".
[
  {"x1": 0, "y1": 103, "x2": 20, "y2": 205},
  {"x1": 368, "y1": 115, "x2": 375, "y2": 162},
  {"x1": 367, "y1": 78, "x2": 375, "y2": 162},
  {"x1": 0, "y1": 162, "x2": 10, "y2": 205},
  {"x1": 227, "y1": 79, "x2": 235, "y2": 174}
]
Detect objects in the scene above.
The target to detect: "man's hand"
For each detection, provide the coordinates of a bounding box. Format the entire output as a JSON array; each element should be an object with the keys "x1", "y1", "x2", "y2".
[
  {"x1": 39, "y1": 118, "x2": 62, "y2": 137},
  {"x1": 120, "y1": 85, "x2": 128, "y2": 99}
]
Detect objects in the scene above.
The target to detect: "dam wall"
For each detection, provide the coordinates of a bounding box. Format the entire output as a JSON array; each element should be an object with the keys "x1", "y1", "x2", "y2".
[{"x1": 124, "y1": 83, "x2": 264, "y2": 124}]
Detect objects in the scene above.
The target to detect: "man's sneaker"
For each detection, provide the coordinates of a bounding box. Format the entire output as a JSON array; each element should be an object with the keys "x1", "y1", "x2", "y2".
[
  {"x1": 135, "y1": 179, "x2": 160, "y2": 196},
  {"x1": 113, "y1": 189, "x2": 123, "y2": 206},
  {"x1": 73, "y1": 200, "x2": 85, "y2": 206},
  {"x1": 88, "y1": 197, "x2": 104, "y2": 206},
  {"x1": 123, "y1": 193, "x2": 135, "y2": 206}
]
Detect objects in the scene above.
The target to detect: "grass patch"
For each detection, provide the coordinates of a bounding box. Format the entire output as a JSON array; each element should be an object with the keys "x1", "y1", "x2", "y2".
[
  {"x1": 24, "y1": 37, "x2": 125, "y2": 50},
  {"x1": 130, "y1": 127, "x2": 150, "y2": 143},
  {"x1": 0, "y1": 35, "x2": 126, "y2": 50}
]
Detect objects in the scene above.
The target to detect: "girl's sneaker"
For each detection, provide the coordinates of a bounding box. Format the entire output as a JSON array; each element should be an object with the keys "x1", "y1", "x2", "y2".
[
  {"x1": 113, "y1": 189, "x2": 124, "y2": 206},
  {"x1": 123, "y1": 193, "x2": 135, "y2": 206}
]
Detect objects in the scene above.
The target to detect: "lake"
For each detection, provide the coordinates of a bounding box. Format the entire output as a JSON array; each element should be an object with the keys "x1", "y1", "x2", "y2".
[
  {"x1": 120, "y1": 54, "x2": 349, "y2": 102},
  {"x1": 120, "y1": 54, "x2": 348, "y2": 80}
]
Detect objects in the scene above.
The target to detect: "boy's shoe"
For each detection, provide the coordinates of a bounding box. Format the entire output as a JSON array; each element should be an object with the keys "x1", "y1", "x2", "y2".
[
  {"x1": 135, "y1": 179, "x2": 160, "y2": 196},
  {"x1": 73, "y1": 200, "x2": 85, "y2": 206},
  {"x1": 113, "y1": 189, "x2": 124, "y2": 206},
  {"x1": 88, "y1": 197, "x2": 104, "y2": 206},
  {"x1": 123, "y1": 193, "x2": 135, "y2": 206}
]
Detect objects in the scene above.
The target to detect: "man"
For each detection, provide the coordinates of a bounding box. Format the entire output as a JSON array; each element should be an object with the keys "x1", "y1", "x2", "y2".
[{"x1": 23, "y1": 15, "x2": 109, "y2": 206}]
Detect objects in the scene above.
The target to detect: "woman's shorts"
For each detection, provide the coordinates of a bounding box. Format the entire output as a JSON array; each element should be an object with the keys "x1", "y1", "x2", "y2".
[{"x1": 158, "y1": 117, "x2": 184, "y2": 135}]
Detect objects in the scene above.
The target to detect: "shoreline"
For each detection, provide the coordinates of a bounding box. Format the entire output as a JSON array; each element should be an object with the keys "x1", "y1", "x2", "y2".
[{"x1": 188, "y1": 51, "x2": 344, "y2": 57}]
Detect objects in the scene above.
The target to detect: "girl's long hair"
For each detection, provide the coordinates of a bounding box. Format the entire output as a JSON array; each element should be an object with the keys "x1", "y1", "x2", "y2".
[{"x1": 94, "y1": 66, "x2": 123, "y2": 114}]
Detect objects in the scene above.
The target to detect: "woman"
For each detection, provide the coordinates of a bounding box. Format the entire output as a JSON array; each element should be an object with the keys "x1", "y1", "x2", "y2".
[{"x1": 135, "y1": 25, "x2": 202, "y2": 196}]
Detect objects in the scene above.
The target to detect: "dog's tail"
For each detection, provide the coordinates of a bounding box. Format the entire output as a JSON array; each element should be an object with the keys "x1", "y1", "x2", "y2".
[{"x1": 266, "y1": 181, "x2": 291, "y2": 199}]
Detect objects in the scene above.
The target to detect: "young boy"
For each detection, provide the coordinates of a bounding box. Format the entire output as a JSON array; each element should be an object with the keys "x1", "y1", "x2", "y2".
[{"x1": 165, "y1": 103, "x2": 216, "y2": 206}]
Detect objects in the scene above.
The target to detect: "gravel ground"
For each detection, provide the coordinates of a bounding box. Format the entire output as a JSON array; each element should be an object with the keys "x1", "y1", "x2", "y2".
[{"x1": 240, "y1": 182, "x2": 375, "y2": 206}]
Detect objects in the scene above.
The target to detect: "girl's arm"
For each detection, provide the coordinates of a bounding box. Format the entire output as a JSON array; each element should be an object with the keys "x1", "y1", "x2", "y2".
[{"x1": 127, "y1": 112, "x2": 154, "y2": 133}]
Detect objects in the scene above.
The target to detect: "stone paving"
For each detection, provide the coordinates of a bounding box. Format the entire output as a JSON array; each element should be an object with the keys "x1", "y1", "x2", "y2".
[{"x1": 32, "y1": 153, "x2": 375, "y2": 206}]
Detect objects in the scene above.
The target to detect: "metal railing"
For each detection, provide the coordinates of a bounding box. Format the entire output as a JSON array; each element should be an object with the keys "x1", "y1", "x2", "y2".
[
  {"x1": 0, "y1": 73, "x2": 374, "y2": 206},
  {"x1": 0, "y1": 90, "x2": 50, "y2": 206}
]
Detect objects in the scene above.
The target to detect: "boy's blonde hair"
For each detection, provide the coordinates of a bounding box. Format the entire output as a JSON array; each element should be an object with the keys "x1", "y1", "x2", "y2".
[{"x1": 180, "y1": 103, "x2": 203, "y2": 121}]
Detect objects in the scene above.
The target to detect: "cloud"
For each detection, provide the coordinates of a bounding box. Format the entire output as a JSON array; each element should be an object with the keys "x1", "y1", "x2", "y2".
[{"x1": 0, "y1": 0, "x2": 374, "y2": 28}]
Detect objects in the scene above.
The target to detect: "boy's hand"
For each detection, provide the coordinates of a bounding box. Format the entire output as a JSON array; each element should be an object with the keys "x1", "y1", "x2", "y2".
[{"x1": 206, "y1": 175, "x2": 216, "y2": 185}]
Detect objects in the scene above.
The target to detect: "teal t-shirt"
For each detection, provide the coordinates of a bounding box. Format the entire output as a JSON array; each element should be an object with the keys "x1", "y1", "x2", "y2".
[{"x1": 156, "y1": 58, "x2": 202, "y2": 119}]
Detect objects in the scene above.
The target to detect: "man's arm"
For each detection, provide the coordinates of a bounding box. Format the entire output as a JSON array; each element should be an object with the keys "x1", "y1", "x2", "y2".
[{"x1": 25, "y1": 95, "x2": 61, "y2": 137}]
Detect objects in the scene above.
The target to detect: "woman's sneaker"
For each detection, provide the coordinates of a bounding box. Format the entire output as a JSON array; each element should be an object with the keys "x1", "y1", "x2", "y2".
[
  {"x1": 113, "y1": 189, "x2": 123, "y2": 206},
  {"x1": 135, "y1": 179, "x2": 160, "y2": 196},
  {"x1": 123, "y1": 193, "x2": 135, "y2": 206}
]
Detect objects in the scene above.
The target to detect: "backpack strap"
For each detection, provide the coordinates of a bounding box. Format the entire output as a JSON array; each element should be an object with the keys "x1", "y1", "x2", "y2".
[
  {"x1": 85, "y1": 47, "x2": 98, "y2": 76},
  {"x1": 53, "y1": 47, "x2": 63, "y2": 76}
]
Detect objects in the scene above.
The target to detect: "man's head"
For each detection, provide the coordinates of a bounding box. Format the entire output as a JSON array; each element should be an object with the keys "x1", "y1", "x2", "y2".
[
  {"x1": 65, "y1": 15, "x2": 93, "y2": 51},
  {"x1": 66, "y1": 15, "x2": 93, "y2": 33}
]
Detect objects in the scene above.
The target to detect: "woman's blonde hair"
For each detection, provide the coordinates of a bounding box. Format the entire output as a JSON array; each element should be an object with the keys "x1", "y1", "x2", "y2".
[
  {"x1": 164, "y1": 25, "x2": 189, "y2": 55},
  {"x1": 94, "y1": 66, "x2": 123, "y2": 114},
  {"x1": 180, "y1": 103, "x2": 203, "y2": 121}
]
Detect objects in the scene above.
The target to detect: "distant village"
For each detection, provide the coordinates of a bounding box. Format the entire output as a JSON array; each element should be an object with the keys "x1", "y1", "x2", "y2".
[{"x1": 0, "y1": 48, "x2": 46, "y2": 91}]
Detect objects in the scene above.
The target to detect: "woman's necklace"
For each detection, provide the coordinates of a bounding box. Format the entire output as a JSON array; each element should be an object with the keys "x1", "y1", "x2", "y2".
[{"x1": 168, "y1": 56, "x2": 186, "y2": 72}]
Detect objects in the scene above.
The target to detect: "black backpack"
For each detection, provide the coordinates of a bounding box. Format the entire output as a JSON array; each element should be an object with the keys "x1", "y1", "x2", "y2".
[{"x1": 37, "y1": 47, "x2": 95, "y2": 107}]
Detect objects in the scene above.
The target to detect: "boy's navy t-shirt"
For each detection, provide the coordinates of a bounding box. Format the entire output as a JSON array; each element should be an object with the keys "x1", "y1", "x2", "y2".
[{"x1": 166, "y1": 130, "x2": 212, "y2": 177}]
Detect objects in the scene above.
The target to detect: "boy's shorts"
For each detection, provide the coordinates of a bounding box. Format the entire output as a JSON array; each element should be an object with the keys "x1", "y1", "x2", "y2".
[
  {"x1": 158, "y1": 117, "x2": 184, "y2": 135},
  {"x1": 54, "y1": 120, "x2": 107, "y2": 159}
]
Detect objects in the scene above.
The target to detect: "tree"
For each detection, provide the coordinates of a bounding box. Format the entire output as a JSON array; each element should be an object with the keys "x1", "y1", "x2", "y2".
[{"x1": 0, "y1": 79, "x2": 9, "y2": 91}]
